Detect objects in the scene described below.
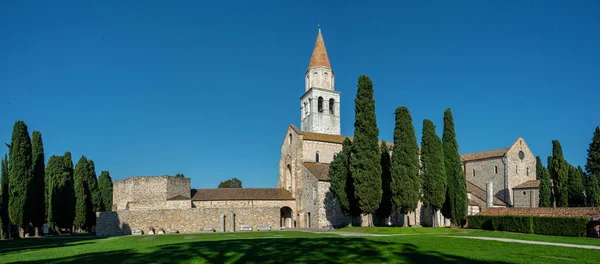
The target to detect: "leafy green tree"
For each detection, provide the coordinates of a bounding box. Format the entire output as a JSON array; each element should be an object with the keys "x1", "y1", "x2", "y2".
[
  {"x1": 175, "y1": 173, "x2": 185, "y2": 178},
  {"x1": 550, "y1": 140, "x2": 569, "y2": 207},
  {"x1": 328, "y1": 138, "x2": 356, "y2": 216},
  {"x1": 8, "y1": 120, "x2": 34, "y2": 236},
  {"x1": 85, "y1": 159, "x2": 101, "y2": 227},
  {"x1": 586, "y1": 173, "x2": 600, "y2": 207},
  {"x1": 349, "y1": 75, "x2": 382, "y2": 221},
  {"x1": 98, "y1": 171, "x2": 113, "y2": 212},
  {"x1": 536, "y1": 156, "x2": 552, "y2": 207},
  {"x1": 47, "y1": 153, "x2": 75, "y2": 233},
  {"x1": 420, "y1": 119, "x2": 446, "y2": 225},
  {"x1": 568, "y1": 164, "x2": 585, "y2": 206},
  {"x1": 585, "y1": 127, "x2": 600, "y2": 183},
  {"x1": 375, "y1": 141, "x2": 393, "y2": 222},
  {"x1": 390, "y1": 107, "x2": 420, "y2": 216},
  {"x1": 441, "y1": 109, "x2": 467, "y2": 226},
  {"x1": 73, "y1": 156, "x2": 88, "y2": 230},
  {"x1": 1, "y1": 154, "x2": 9, "y2": 239},
  {"x1": 218, "y1": 177, "x2": 243, "y2": 188},
  {"x1": 31, "y1": 131, "x2": 45, "y2": 236}
]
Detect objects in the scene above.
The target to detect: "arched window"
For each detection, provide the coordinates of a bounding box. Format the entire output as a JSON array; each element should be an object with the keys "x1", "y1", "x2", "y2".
[
  {"x1": 333, "y1": 153, "x2": 337, "y2": 160},
  {"x1": 494, "y1": 166, "x2": 498, "y2": 174},
  {"x1": 316, "y1": 152, "x2": 320, "y2": 163},
  {"x1": 288, "y1": 133, "x2": 292, "y2": 146},
  {"x1": 312, "y1": 72, "x2": 318, "y2": 87},
  {"x1": 526, "y1": 167, "x2": 529, "y2": 176},
  {"x1": 318, "y1": 97, "x2": 323, "y2": 112},
  {"x1": 329, "y1": 98, "x2": 334, "y2": 114},
  {"x1": 324, "y1": 72, "x2": 329, "y2": 88},
  {"x1": 472, "y1": 169, "x2": 475, "y2": 177}
]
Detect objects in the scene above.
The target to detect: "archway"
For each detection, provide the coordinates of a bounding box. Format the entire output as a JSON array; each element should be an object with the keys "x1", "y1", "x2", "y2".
[{"x1": 280, "y1": 207, "x2": 293, "y2": 228}]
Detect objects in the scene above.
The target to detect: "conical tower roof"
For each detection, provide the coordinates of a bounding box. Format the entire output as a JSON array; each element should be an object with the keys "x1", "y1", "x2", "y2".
[{"x1": 308, "y1": 28, "x2": 331, "y2": 68}]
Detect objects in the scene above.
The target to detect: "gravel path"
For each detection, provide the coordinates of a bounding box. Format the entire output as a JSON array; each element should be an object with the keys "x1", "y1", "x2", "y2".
[{"x1": 446, "y1": 236, "x2": 600, "y2": 250}]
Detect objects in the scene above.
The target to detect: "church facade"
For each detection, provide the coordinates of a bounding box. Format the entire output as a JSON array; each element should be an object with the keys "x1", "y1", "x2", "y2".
[{"x1": 97, "y1": 29, "x2": 540, "y2": 236}]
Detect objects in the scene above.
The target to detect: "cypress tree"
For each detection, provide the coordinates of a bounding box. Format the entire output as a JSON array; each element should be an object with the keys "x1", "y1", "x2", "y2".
[
  {"x1": 441, "y1": 109, "x2": 467, "y2": 226},
  {"x1": 52, "y1": 153, "x2": 75, "y2": 233},
  {"x1": 420, "y1": 119, "x2": 446, "y2": 225},
  {"x1": 375, "y1": 141, "x2": 393, "y2": 223},
  {"x1": 98, "y1": 171, "x2": 113, "y2": 212},
  {"x1": 1, "y1": 154, "x2": 9, "y2": 239},
  {"x1": 567, "y1": 164, "x2": 585, "y2": 206},
  {"x1": 390, "y1": 107, "x2": 420, "y2": 215},
  {"x1": 8, "y1": 120, "x2": 34, "y2": 236},
  {"x1": 31, "y1": 131, "x2": 45, "y2": 236},
  {"x1": 550, "y1": 140, "x2": 569, "y2": 207},
  {"x1": 86, "y1": 160, "x2": 101, "y2": 227},
  {"x1": 349, "y1": 75, "x2": 382, "y2": 221},
  {"x1": 328, "y1": 138, "x2": 355, "y2": 216},
  {"x1": 73, "y1": 156, "x2": 88, "y2": 231},
  {"x1": 586, "y1": 173, "x2": 600, "y2": 207},
  {"x1": 536, "y1": 156, "x2": 552, "y2": 207},
  {"x1": 547, "y1": 156, "x2": 555, "y2": 206},
  {"x1": 585, "y1": 127, "x2": 600, "y2": 183}
]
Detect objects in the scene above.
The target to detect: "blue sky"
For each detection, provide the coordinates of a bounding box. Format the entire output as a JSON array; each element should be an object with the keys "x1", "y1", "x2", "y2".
[{"x1": 1, "y1": 1, "x2": 598, "y2": 188}]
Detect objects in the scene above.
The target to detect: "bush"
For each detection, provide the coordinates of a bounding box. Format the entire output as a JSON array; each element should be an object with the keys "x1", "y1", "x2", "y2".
[
  {"x1": 532, "y1": 216, "x2": 588, "y2": 237},
  {"x1": 468, "y1": 215, "x2": 588, "y2": 237}
]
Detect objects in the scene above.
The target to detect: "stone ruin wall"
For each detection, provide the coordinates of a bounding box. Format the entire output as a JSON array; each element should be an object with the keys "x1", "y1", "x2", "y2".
[
  {"x1": 166, "y1": 177, "x2": 191, "y2": 199},
  {"x1": 113, "y1": 176, "x2": 191, "y2": 211},
  {"x1": 96, "y1": 207, "x2": 281, "y2": 237}
]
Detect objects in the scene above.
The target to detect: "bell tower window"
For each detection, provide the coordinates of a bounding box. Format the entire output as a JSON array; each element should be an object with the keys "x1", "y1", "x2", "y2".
[
  {"x1": 318, "y1": 97, "x2": 323, "y2": 112},
  {"x1": 316, "y1": 152, "x2": 320, "y2": 163},
  {"x1": 329, "y1": 98, "x2": 334, "y2": 114}
]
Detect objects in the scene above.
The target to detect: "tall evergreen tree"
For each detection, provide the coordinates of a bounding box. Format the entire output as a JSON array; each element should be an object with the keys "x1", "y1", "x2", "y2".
[
  {"x1": 328, "y1": 138, "x2": 355, "y2": 216},
  {"x1": 375, "y1": 141, "x2": 393, "y2": 223},
  {"x1": 98, "y1": 171, "x2": 113, "y2": 212},
  {"x1": 536, "y1": 156, "x2": 552, "y2": 207},
  {"x1": 441, "y1": 109, "x2": 467, "y2": 226},
  {"x1": 390, "y1": 107, "x2": 420, "y2": 216},
  {"x1": 585, "y1": 126, "x2": 600, "y2": 183},
  {"x1": 586, "y1": 173, "x2": 600, "y2": 207},
  {"x1": 349, "y1": 75, "x2": 382, "y2": 221},
  {"x1": 420, "y1": 119, "x2": 446, "y2": 226},
  {"x1": 31, "y1": 131, "x2": 45, "y2": 236},
  {"x1": 86, "y1": 160, "x2": 102, "y2": 218},
  {"x1": 548, "y1": 156, "x2": 555, "y2": 206},
  {"x1": 8, "y1": 120, "x2": 34, "y2": 236},
  {"x1": 567, "y1": 164, "x2": 585, "y2": 206},
  {"x1": 550, "y1": 140, "x2": 569, "y2": 207},
  {"x1": 1, "y1": 154, "x2": 9, "y2": 239},
  {"x1": 73, "y1": 156, "x2": 88, "y2": 230},
  {"x1": 49, "y1": 153, "x2": 75, "y2": 233}
]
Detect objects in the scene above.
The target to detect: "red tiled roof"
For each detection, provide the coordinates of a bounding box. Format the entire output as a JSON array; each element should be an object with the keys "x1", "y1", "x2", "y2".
[
  {"x1": 466, "y1": 181, "x2": 506, "y2": 206},
  {"x1": 303, "y1": 162, "x2": 331, "y2": 181},
  {"x1": 478, "y1": 207, "x2": 600, "y2": 218},
  {"x1": 461, "y1": 148, "x2": 509, "y2": 162},
  {"x1": 289, "y1": 125, "x2": 394, "y2": 148},
  {"x1": 190, "y1": 188, "x2": 294, "y2": 201},
  {"x1": 513, "y1": 180, "x2": 540, "y2": 189}
]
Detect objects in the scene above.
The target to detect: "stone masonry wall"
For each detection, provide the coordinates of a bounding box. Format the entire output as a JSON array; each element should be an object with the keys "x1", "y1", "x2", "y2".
[
  {"x1": 298, "y1": 167, "x2": 320, "y2": 228},
  {"x1": 113, "y1": 177, "x2": 167, "y2": 210},
  {"x1": 96, "y1": 207, "x2": 280, "y2": 237},
  {"x1": 166, "y1": 177, "x2": 191, "y2": 199},
  {"x1": 464, "y1": 157, "x2": 507, "y2": 203},
  {"x1": 506, "y1": 138, "x2": 536, "y2": 206},
  {"x1": 318, "y1": 181, "x2": 350, "y2": 228},
  {"x1": 192, "y1": 200, "x2": 295, "y2": 209},
  {"x1": 513, "y1": 188, "x2": 539, "y2": 208},
  {"x1": 302, "y1": 140, "x2": 343, "y2": 164}
]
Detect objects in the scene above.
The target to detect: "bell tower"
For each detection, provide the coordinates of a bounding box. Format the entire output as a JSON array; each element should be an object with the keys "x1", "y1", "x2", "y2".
[{"x1": 300, "y1": 27, "x2": 341, "y2": 135}]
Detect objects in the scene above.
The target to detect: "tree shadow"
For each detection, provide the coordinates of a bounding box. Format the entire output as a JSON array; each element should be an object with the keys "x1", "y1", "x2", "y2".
[
  {"x1": 0, "y1": 236, "x2": 98, "y2": 255},
  {"x1": 10, "y1": 236, "x2": 513, "y2": 264}
]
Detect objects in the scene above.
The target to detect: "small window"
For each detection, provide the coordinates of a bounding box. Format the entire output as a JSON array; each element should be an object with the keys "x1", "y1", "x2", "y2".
[
  {"x1": 316, "y1": 152, "x2": 320, "y2": 163},
  {"x1": 472, "y1": 169, "x2": 475, "y2": 177},
  {"x1": 516, "y1": 165, "x2": 518, "y2": 174},
  {"x1": 318, "y1": 97, "x2": 323, "y2": 112},
  {"x1": 329, "y1": 98, "x2": 334, "y2": 114},
  {"x1": 313, "y1": 187, "x2": 317, "y2": 200},
  {"x1": 288, "y1": 133, "x2": 292, "y2": 146},
  {"x1": 333, "y1": 153, "x2": 337, "y2": 160},
  {"x1": 523, "y1": 191, "x2": 526, "y2": 195},
  {"x1": 494, "y1": 166, "x2": 498, "y2": 174},
  {"x1": 526, "y1": 167, "x2": 529, "y2": 176}
]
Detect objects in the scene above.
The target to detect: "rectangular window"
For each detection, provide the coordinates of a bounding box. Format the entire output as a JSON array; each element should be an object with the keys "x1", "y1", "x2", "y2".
[
  {"x1": 472, "y1": 169, "x2": 475, "y2": 177},
  {"x1": 494, "y1": 166, "x2": 498, "y2": 174}
]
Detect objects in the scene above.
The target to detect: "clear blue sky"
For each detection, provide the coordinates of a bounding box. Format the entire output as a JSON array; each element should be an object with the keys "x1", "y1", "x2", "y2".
[{"x1": 1, "y1": 1, "x2": 598, "y2": 188}]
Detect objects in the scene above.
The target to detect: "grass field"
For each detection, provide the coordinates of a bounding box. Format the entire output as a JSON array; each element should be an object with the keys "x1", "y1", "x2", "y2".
[{"x1": 1, "y1": 230, "x2": 599, "y2": 263}]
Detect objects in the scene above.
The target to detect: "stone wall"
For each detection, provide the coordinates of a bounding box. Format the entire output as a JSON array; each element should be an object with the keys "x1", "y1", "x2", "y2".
[
  {"x1": 113, "y1": 176, "x2": 191, "y2": 211},
  {"x1": 278, "y1": 126, "x2": 303, "y2": 201},
  {"x1": 300, "y1": 88, "x2": 341, "y2": 135},
  {"x1": 512, "y1": 188, "x2": 539, "y2": 208},
  {"x1": 302, "y1": 140, "x2": 343, "y2": 164},
  {"x1": 464, "y1": 157, "x2": 507, "y2": 203},
  {"x1": 478, "y1": 207, "x2": 600, "y2": 217},
  {"x1": 317, "y1": 181, "x2": 351, "y2": 228},
  {"x1": 506, "y1": 138, "x2": 536, "y2": 206},
  {"x1": 166, "y1": 177, "x2": 191, "y2": 199},
  {"x1": 298, "y1": 166, "x2": 320, "y2": 228},
  {"x1": 192, "y1": 200, "x2": 295, "y2": 209},
  {"x1": 96, "y1": 207, "x2": 281, "y2": 237}
]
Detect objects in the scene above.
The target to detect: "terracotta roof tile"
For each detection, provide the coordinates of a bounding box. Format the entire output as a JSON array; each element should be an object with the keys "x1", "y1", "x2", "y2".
[
  {"x1": 190, "y1": 188, "x2": 294, "y2": 201},
  {"x1": 478, "y1": 207, "x2": 600, "y2": 218},
  {"x1": 513, "y1": 180, "x2": 540, "y2": 189},
  {"x1": 466, "y1": 181, "x2": 506, "y2": 206},
  {"x1": 303, "y1": 162, "x2": 331, "y2": 181},
  {"x1": 308, "y1": 29, "x2": 331, "y2": 68},
  {"x1": 167, "y1": 195, "x2": 190, "y2": 201},
  {"x1": 461, "y1": 148, "x2": 509, "y2": 162},
  {"x1": 290, "y1": 125, "x2": 393, "y2": 148}
]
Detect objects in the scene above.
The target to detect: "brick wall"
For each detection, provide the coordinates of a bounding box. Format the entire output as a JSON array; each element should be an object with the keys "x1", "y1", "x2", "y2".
[{"x1": 96, "y1": 207, "x2": 280, "y2": 237}]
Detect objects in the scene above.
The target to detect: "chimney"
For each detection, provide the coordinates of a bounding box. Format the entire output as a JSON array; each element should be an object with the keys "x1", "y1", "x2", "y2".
[{"x1": 486, "y1": 181, "x2": 493, "y2": 209}]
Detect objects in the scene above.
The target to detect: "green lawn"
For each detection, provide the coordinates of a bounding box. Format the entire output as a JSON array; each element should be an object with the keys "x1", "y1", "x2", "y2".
[
  {"x1": 334, "y1": 226, "x2": 472, "y2": 235},
  {"x1": 0, "y1": 231, "x2": 599, "y2": 263}
]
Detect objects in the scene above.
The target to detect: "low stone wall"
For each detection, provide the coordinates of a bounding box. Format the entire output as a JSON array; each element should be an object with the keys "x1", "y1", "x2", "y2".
[
  {"x1": 96, "y1": 207, "x2": 280, "y2": 237},
  {"x1": 478, "y1": 207, "x2": 600, "y2": 218}
]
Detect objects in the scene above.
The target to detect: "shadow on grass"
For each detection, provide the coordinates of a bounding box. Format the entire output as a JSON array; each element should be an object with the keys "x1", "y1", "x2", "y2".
[
  {"x1": 10, "y1": 236, "x2": 512, "y2": 264},
  {"x1": 0, "y1": 237, "x2": 98, "y2": 255}
]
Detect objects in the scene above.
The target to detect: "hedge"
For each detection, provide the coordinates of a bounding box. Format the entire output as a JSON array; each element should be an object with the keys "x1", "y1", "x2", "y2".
[{"x1": 467, "y1": 215, "x2": 589, "y2": 237}]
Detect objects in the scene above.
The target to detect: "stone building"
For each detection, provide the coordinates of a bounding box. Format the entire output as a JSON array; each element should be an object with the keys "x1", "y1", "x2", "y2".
[{"x1": 97, "y1": 28, "x2": 540, "y2": 236}]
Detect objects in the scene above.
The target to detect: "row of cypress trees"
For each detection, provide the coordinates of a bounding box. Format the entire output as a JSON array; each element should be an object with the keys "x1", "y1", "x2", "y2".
[
  {"x1": 0, "y1": 120, "x2": 113, "y2": 239},
  {"x1": 329, "y1": 75, "x2": 468, "y2": 227},
  {"x1": 536, "y1": 127, "x2": 600, "y2": 208}
]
